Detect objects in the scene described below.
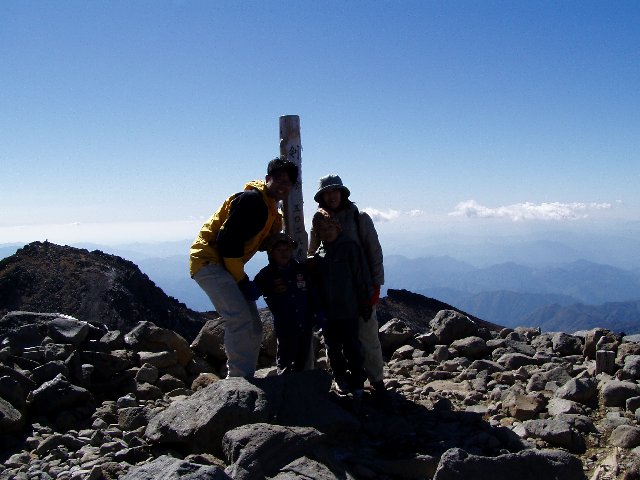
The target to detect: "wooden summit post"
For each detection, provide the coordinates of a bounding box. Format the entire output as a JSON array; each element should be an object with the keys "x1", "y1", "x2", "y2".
[{"x1": 279, "y1": 115, "x2": 308, "y2": 262}]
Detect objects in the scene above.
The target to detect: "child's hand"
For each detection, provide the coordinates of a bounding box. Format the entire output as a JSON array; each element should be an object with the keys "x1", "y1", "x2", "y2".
[{"x1": 369, "y1": 284, "x2": 381, "y2": 305}]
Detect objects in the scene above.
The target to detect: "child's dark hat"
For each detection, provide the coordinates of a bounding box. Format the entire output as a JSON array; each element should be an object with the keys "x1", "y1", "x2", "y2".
[{"x1": 265, "y1": 232, "x2": 297, "y2": 254}]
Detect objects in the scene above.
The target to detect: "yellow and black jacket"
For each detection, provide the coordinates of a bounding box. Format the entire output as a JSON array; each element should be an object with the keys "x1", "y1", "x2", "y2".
[{"x1": 189, "y1": 180, "x2": 282, "y2": 282}]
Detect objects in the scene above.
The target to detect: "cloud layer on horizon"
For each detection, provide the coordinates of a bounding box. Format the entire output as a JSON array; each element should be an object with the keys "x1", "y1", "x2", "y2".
[
  {"x1": 449, "y1": 200, "x2": 612, "y2": 221},
  {"x1": 362, "y1": 208, "x2": 425, "y2": 222}
]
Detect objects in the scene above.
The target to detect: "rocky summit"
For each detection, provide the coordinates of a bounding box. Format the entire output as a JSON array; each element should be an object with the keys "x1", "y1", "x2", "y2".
[
  {"x1": 1, "y1": 243, "x2": 640, "y2": 479},
  {"x1": 0, "y1": 241, "x2": 205, "y2": 342}
]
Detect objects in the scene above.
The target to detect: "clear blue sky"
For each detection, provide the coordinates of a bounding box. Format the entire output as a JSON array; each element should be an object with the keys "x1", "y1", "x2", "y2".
[{"x1": 1, "y1": 1, "x2": 639, "y2": 247}]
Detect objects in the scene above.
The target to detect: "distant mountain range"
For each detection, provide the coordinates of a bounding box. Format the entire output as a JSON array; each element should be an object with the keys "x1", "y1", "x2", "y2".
[
  {"x1": 385, "y1": 254, "x2": 640, "y2": 332},
  {"x1": 2, "y1": 240, "x2": 640, "y2": 333}
]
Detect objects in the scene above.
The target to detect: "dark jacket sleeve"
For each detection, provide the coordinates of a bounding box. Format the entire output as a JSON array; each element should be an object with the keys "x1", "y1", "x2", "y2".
[
  {"x1": 346, "y1": 242, "x2": 372, "y2": 307},
  {"x1": 357, "y1": 211, "x2": 385, "y2": 285},
  {"x1": 217, "y1": 190, "x2": 268, "y2": 258}
]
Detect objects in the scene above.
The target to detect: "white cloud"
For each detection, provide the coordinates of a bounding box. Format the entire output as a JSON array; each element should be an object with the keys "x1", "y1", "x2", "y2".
[
  {"x1": 362, "y1": 208, "x2": 400, "y2": 222},
  {"x1": 449, "y1": 200, "x2": 612, "y2": 221},
  {"x1": 361, "y1": 208, "x2": 425, "y2": 222}
]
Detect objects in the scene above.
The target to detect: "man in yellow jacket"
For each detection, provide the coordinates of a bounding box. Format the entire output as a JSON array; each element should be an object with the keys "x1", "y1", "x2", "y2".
[{"x1": 190, "y1": 157, "x2": 298, "y2": 377}]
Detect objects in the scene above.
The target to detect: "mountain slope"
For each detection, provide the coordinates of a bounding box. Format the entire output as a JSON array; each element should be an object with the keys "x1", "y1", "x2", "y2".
[{"x1": 0, "y1": 241, "x2": 205, "y2": 341}]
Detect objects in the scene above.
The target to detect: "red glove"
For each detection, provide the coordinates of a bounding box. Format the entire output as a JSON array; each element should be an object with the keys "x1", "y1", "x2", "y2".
[{"x1": 369, "y1": 284, "x2": 381, "y2": 306}]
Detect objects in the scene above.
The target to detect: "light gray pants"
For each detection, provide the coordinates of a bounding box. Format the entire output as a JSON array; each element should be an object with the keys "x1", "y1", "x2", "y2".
[
  {"x1": 194, "y1": 263, "x2": 263, "y2": 378},
  {"x1": 358, "y1": 306, "x2": 385, "y2": 383}
]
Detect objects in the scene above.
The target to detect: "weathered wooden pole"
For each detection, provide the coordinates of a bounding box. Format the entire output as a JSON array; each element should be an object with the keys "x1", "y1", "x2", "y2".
[{"x1": 279, "y1": 115, "x2": 308, "y2": 262}]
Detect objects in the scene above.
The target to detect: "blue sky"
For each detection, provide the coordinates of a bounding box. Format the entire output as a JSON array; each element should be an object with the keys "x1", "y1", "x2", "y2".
[{"x1": 1, "y1": 1, "x2": 639, "y2": 249}]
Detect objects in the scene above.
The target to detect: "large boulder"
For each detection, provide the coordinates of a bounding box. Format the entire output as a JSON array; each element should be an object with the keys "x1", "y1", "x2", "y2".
[
  {"x1": 27, "y1": 374, "x2": 95, "y2": 416},
  {"x1": 125, "y1": 321, "x2": 193, "y2": 366},
  {"x1": 222, "y1": 423, "x2": 325, "y2": 480},
  {"x1": 120, "y1": 455, "x2": 230, "y2": 480},
  {"x1": 600, "y1": 380, "x2": 640, "y2": 408},
  {"x1": 433, "y1": 447, "x2": 586, "y2": 480},
  {"x1": 145, "y1": 377, "x2": 269, "y2": 454},
  {"x1": 430, "y1": 310, "x2": 478, "y2": 345}
]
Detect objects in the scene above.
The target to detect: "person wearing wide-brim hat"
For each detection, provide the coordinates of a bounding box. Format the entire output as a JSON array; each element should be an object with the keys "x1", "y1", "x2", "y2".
[
  {"x1": 308, "y1": 174, "x2": 389, "y2": 405},
  {"x1": 313, "y1": 174, "x2": 351, "y2": 203}
]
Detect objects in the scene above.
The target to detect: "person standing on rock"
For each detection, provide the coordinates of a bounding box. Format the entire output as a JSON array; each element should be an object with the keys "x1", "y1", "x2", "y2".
[
  {"x1": 254, "y1": 233, "x2": 315, "y2": 374},
  {"x1": 309, "y1": 208, "x2": 371, "y2": 395},
  {"x1": 308, "y1": 174, "x2": 389, "y2": 403},
  {"x1": 190, "y1": 158, "x2": 298, "y2": 378}
]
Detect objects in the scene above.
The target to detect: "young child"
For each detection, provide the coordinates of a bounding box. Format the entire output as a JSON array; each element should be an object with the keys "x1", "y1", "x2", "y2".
[
  {"x1": 254, "y1": 233, "x2": 314, "y2": 374},
  {"x1": 310, "y1": 208, "x2": 372, "y2": 394}
]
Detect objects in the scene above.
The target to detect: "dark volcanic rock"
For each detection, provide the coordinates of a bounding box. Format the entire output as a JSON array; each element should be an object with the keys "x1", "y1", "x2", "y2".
[
  {"x1": 0, "y1": 241, "x2": 205, "y2": 342},
  {"x1": 378, "y1": 289, "x2": 503, "y2": 334}
]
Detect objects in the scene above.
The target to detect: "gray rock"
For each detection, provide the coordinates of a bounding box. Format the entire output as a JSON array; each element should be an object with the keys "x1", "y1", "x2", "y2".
[
  {"x1": 451, "y1": 336, "x2": 488, "y2": 359},
  {"x1": 145, "y1": 377, "x2": 269, "y2": 453},
  {"x1": 503, "y1": 391, "x2": 545, "y2": 420},
  {"x1": 223, "y1": 423, "x2": 325, "y2": 480},
  {"x1": 496, "y1": 353, "x2": 538, "y2": 370},
  {"x1": 391, "y1": 344, "x2": 416, "y2": 360},
  {"x1": 0, "y1": 396, "x2": 25, "y2": 433},
  {"x1": 47, "y1": 317, "x2": 89, "y2": 346},
  {"x1": 379, "y1": 319, "x2": 415, "y2": 354},
  {"x1": 468, "y1": 359, "x2": 505, "y2": 374},
  {"x1": 430, "y1": 310, "x2": 478, "y2": 345},
  {"x1": 527, "y1": 366, "x2": 572, "y2": 392},
  {"x1": 136, "y1": 363, "x2": 159, "y2": 384},
  {"x1": 600, "y1": 380, "x2": 640, "y2": 408},
  {"x1": 272, "y1": 455, "x2": 355, "y2": 480},
  {"x1": 31, "y1": 360, "x2": 69, "y2": 385},
  {"x1": 583, "y1": 328, "x2": 614, "y2": 359},
  {"x1": 432, "y1": 345, "x2": 450, "y2": 362},
  {"x1": 157, "y1": 374, "x2": 186, "y2": 392},
  {"x1": 433, "y1": 447, "x2": 586, "y2": 480},
  {"x1": 81, "y1": 350, "x2": 134, "y2": 378},
  {"x1": 555, "y1": 377, "x2": 597, "y2": 405},
  {"x1": 547, "y1": 398, "x2": 587, "y2": 416},
  {"x1": 120, "y1": 454, "x2": 230, "y2": 479},
  {"x1": 623, "y1": 355, "x2": 640, "y2": 379},
  {"x1": 551, "y1": 332, "x2": 583, "y2": 356},
  {"x1": 190, "y1": 319, "x2": 227, "y2": 361},
  {"x1": 138, "y1": 350, "x2": 179, "y2": 369},
  {"x1": 627, "y1": 396, "x2": 640, "y2": 412},
  {"x1": 125, "y1": 321, "x2": 193, "y2": 366},
  {"x1": 0, "y1": 375, "x2": 27, "y2": 410},
  {"x1": 119, "y1": 406, "x2": 151, "y2": 431},
  {"x1": 27, "y1": 374, "x2": 94, "y2": 415},
  {"x1": 135, "y1": 382, "x2": 164, "y2": 401},
  {"x1": 610, "y1": 425, "x2": 640, "y2": 448},
  {"x1": 523, "y1": 418, "x2": 586, "y2": 453}
]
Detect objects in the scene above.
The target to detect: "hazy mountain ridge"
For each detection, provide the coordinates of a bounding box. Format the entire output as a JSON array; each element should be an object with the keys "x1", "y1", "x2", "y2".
[{"x1": 522, "y1": 300, "x2": 640, "y2": 334}]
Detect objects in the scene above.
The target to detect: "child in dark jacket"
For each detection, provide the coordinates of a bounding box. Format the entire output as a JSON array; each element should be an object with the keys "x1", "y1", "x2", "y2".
[
  {"x1": 310, "y1": 208, "x2": 372, "y2": 394},
  {"x1": 254, "y1": 233, "x2": 314, "y2": 374}
]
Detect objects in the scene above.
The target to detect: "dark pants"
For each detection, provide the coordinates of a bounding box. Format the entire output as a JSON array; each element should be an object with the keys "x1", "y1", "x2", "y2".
[
  {"x1": 274, "y1": 317, "x2": 313, "y2": 374},
  {"x1": 322, "y1": 317, "x2": 366, "y2": 389}
]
